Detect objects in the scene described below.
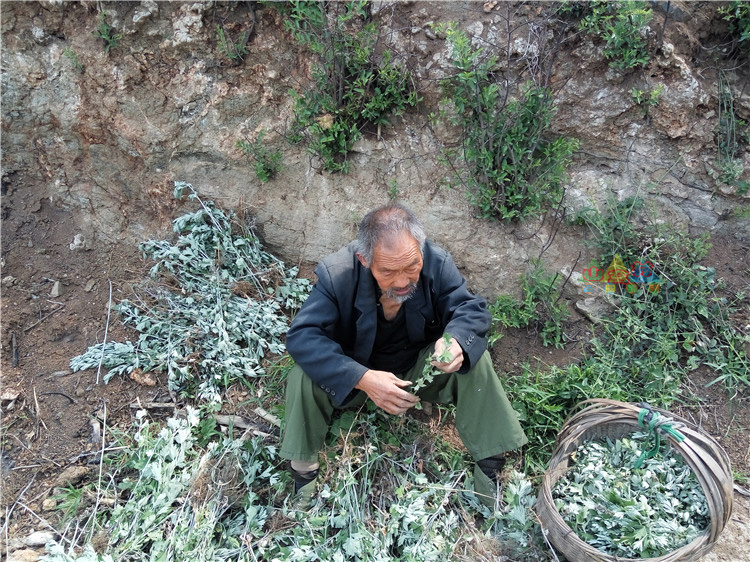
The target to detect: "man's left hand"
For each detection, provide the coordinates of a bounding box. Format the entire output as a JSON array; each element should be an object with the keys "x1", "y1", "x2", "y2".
[{"x1": 431, "y1": 336, "x2": 463, "y2": 374}]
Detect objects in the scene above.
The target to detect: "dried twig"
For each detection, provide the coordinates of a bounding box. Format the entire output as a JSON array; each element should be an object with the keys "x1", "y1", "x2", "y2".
[
  {"x1": 87, "y1": 401, "x2": 108, "y2": 544},
  {"x1": 0, "y1": 475, "x2": 36, "y2": 539},
  {"x1": 128, "y1": 401, "x2": 176, "y2": 410},
  {"x1": 23, "y1": 304, "x2": 64, "y2": 333},
  {"x1": 41, "y1": 391, "x2": 77, "y2": 404},
  {"x1": 90, "y1": 418, "x2": 101, "y2": 446},
  {"x1": 11, "y1": 331, "x2": 19, "y2": 367},
  {"x1": 68, "y1": 446, "x2": 129, "y2": 464},
  {"x1": 16, "y1": 501, "x2": 69, "y2": 545},
  {"x1": 96, "y1": 279, "x2": 113, "y2": 385},
  {"x1": 32, "y1": 387, "x2": 49, "y2": 437}
]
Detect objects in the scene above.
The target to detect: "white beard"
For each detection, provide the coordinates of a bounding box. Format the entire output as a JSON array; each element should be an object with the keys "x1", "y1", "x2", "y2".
[{"x1": 383, "y1": 282, "x2": 418, "y2": 303}]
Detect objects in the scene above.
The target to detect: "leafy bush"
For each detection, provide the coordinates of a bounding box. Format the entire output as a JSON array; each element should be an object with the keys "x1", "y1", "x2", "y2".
[
  {"x1": 441, "y1": 25, "x2": 578, "y2": 221},
  {"x1": 278, "y1": 1, "x2": 420, "y2": 172},
  {"x1": 69, "y1": 182, "x2": 310, "y2": 405},
  {"x1": 719, "y1": 1, "x2": 750, "y2": 45},
  {"x1": 574, "y1": 1, "x2": 653, "y2": 70},
  {"x1": 575, "y1": 197, "x2": 748, "y2": 396}
]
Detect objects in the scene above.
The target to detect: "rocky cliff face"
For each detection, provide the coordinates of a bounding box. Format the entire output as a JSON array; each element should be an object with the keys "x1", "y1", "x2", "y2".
[{"x1": 2, "y1": 1, "x2": 748, "y2": 297}]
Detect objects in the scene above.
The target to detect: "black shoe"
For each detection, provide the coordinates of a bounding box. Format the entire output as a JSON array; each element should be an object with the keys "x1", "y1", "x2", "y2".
[
  {"x1": 290, "y1": 467, "x2": 318, "y2": 510},
  {"x1": 474, "y1": 454, "x2": 507, "y2": 509}
]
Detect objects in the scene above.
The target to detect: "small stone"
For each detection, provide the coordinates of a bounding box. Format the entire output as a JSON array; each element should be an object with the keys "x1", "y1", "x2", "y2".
[
  {"x1": 1, "y1": 389, "x2": 21, "y2": 401},
  {"x1": 575, "y1": 297, "x2": 614, "y2": 324},
  {"x1": 84, "y1": 279, "x2": 96, "y2": 292},
  {"x1": 49, "y1": 281, "x2": 61, "y2": 298},
  {"x1": 129, "y1": 368, "x2": 157, "y2": 386},
  {"x1": 53, "y1": 465, "x2": 89, "y2": 488},
  {"x1": 25, "y1": 530, "x2": 55, "y2": 547},
  {"x1": 2, "y1": 275, "x2": 17, "y2": 286},
  {"x1": 69, "y1": 234, "x2": 85, "y2": 251},
  {"x1": 42, "y1": 498, "x2": 57, "y2": 511},
  {"x1": 6, "y1": 548, "x2": 41, "y2": 562}
]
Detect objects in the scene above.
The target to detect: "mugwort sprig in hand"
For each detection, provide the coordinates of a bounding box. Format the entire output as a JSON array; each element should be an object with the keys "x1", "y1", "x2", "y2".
[{"x1": 411, "y1": 333, "x2": 453, "y2": 409}]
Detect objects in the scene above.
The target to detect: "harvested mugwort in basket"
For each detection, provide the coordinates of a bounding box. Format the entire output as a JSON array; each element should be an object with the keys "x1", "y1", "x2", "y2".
[
  {"x1": 537, "y1": 400, "x2": 733, "y2": 562},
  {"x1": 552, "y1": 431, "x2": 709, "y2": 559}
]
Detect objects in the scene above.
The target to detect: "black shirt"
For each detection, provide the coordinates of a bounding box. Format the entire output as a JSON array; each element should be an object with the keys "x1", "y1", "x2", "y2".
[{"x1": 368, "y1": 304, "x2": 422, "y2": 373}]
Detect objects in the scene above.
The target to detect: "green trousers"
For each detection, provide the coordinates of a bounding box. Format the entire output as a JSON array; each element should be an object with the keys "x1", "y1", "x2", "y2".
[{"x1": 280, "y1": 345, "x2": 528, "y2": 463}]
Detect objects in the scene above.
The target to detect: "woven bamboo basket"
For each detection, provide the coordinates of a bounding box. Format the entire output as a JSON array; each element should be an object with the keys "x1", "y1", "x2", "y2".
[{"x1": 536, "y1": 399, "x2": 733, "y2": 562}]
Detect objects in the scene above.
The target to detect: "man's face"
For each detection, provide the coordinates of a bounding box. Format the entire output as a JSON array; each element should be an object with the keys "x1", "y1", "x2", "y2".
[{"x1": 359, "y1": 232, "x2": 423, "y2": 303}]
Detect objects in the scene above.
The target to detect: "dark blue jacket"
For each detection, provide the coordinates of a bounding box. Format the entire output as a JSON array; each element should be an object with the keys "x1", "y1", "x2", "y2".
[{"x1": 285, "y1": 240, "x2": 491, "y2": 406}]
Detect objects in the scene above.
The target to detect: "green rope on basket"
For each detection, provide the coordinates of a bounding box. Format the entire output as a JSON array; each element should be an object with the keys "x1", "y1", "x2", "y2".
[{"x1": 634, "y1": 403, "x2": 686, "y2": 468}]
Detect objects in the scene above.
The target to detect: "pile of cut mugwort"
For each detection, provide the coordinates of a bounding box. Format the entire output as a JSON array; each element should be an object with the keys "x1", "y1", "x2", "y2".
[{"x1": 552, "y1": 431, "x2": 709, "y2": 559}]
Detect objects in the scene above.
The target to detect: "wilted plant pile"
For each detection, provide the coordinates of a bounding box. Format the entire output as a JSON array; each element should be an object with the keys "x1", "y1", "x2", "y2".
[
  {"x1": 553, "y1": 431, "x2": 709, "y2": 559},
  {"x1": 42, "y1": 405, "x2": 546, "y2": 561},
  {"x1": 69, "y1": 183, "x2": 311, "y2": 405}
]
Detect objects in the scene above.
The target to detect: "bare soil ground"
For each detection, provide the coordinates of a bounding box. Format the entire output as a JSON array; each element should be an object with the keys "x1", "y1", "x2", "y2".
[{"x1": 2, "y1": 178, "x2": 750, "y2": 560}]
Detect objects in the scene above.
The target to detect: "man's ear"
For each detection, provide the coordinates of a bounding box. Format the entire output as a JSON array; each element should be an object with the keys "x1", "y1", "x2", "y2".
[{"x1": 356, "y1": 252, "x2": 369, "y2": 268}]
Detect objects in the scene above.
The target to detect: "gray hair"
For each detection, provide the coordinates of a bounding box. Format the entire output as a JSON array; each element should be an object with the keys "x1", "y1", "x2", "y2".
[{"x1": 357, "y1": 204, "x2": 426, "y2": 265}]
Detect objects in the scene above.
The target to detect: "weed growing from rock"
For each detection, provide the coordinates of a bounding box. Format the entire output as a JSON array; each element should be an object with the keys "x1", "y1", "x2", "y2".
[
  {"x1": 236, "y1": 131, "x2": 283, "y2": 182},
  {"x1": 92, "y1": 12, "x2": 122, "y2": 53},
  {"x1": 216, "y1": 24, "x2": 249, "y2": 62}
]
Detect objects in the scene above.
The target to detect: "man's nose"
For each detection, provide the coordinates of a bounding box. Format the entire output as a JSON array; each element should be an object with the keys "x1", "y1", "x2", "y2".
[{"x1": 394, "y1": 271, "x2": 410, "y2": 288}]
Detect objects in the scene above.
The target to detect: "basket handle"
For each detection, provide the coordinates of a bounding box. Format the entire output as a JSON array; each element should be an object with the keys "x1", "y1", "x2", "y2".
[{"x1": 634, "y1": 402, "x2": 686, "y2": 468}]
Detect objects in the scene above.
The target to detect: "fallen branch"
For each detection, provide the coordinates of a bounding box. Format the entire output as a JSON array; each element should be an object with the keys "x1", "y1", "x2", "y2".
[
  {"x1": 213, "y1": 414, "x2": 276, "y2": 438},
  {"x1": 253, "y1": 406, "x2": 281, "y2": 428}
]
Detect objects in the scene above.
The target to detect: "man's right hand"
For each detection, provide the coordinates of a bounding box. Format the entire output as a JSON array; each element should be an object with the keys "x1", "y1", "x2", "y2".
[{"x1": 355, "y1": 369, "x2": 419, "y2": 415}]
